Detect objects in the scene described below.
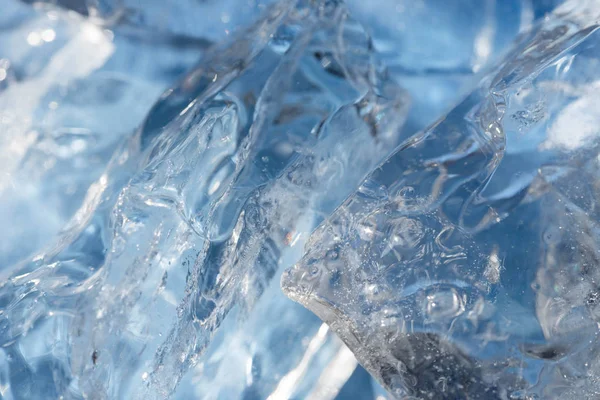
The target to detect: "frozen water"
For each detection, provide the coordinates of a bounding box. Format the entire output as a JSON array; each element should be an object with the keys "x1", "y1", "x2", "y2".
[
  {"x1": 20, "y1": 0, "x2": 279, "y2": 43},
  {"x1": 0, "y1": 1, "x2": 203, "y2": 268},
  {"x1": 175, "y1": 1, "x2": 539, "y2": 399},
  {"x1": 2, "y1": 0, "x2": 408, "y2": 398},
  {"x1": 0, "y1": 0, "x2": 589, "y2": 399},
  {"x1": 283, "y1": 1, "x2": 600, "y2": 399}
]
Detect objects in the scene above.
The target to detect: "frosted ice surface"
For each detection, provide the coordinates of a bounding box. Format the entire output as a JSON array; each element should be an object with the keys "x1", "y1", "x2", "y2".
[{"x1": 283, "y1": 1, "x2": 600, "y2": 399}]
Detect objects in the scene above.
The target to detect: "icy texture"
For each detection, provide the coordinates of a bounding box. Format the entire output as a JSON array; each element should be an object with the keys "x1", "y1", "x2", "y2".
[
  {"x1": 347, "y1": 0, "x2": 527, "y2": 130},
  {"x1": 0, "y1": 0, "x2": 583, "y2": 399},
  {"x1": 283, "y1": 1, "x2": 600, "y2": 399},
  {"x1": 0, "y1": 0, "x2": 408, "y2": 398},
  {"x1": 0, "y1": 1, "x2": 203, "y2": 268},
  {"x1": 20, "y1": 0, "x2": 278, "y2": 42},
  {"x1": 174, "y1": 2, "x2": 539, "y2": 399}
]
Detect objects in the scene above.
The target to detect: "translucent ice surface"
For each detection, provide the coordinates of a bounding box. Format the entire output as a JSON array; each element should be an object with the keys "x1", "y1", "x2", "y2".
[
  {"x1": 0, "y1": 1, "x2": 203, "y2": 268},
  {"x1": 2, "y1": 0, "x2": 408, "y2": 398},
  {"x1": 283, "y1": 1, "x2": 600, "y2": 398},
  {"x1": 1, "y1": 0, "x2": 590, "y2": 399},
  {"x1": 19, "y1": 0, "x2": 278, "y2": 43},
  {"x1": 171, "y1": 1, "x2": 539, "y2": 399}
]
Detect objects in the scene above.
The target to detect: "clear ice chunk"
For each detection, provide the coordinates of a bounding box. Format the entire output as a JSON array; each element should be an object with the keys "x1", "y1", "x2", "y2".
[
  {"x1": 174, "y1": 1, "x2": 539, "y2": 399},
  {"x1": 0, "y1": 1, "x2": 202, "y2": 266},
  {"x1": 0, "y1": 0, "x2": 408, "y2": 398},
  {"x1": 1, "y1": 0, "x2": 591, "y2": 398},
  {"x1": 282, "y1": 1, "x2": 600, "y2": 398},
  {"x1": 345, "y1": 0, "x2": 545, "y2": 130}
]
